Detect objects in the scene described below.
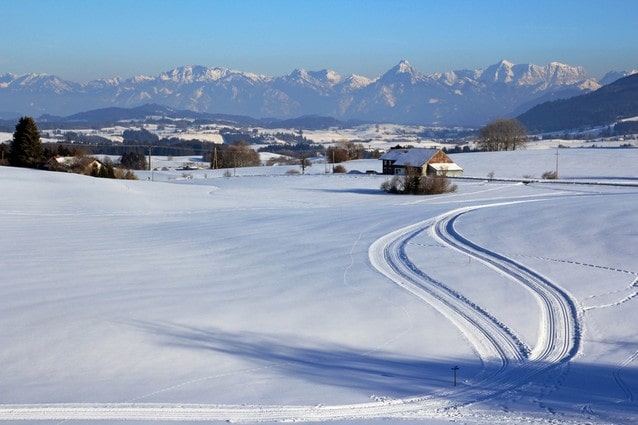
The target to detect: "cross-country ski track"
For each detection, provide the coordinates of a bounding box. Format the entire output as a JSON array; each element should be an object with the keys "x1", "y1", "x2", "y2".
[{"x1": 0, "y1": 200, "x2": 584, "y2": 423}]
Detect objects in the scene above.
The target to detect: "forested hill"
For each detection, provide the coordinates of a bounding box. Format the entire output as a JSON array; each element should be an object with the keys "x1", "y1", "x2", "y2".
[{"x1": 517, "y1": 73, "x2": 638, "y2": 133}]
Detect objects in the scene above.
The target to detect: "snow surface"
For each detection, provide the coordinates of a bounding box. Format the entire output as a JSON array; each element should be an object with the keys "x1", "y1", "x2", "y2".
[{"x1": 1, "y1": 148, "x2": 637, "y2": 424}]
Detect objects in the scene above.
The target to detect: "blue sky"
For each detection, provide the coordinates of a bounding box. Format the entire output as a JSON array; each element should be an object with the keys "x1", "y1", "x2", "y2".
[{"x1": 1, "y1": 0, "x2": 636, "y2": 82}]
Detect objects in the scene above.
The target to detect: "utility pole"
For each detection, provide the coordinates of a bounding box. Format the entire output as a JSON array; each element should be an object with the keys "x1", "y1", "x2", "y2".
[
  {"x1": 148, "y1": 145, "x2": 153, "y2": 181},
  {"x1": 212, "y1": 146, "x2": 218, "y2": 169},
  {"x1": 555, "y1": 147, "x2": 560, "y2": 178},
  {"x1": 332, "y1": 150, "x2": 335, "y2": 173},
  {"x1": 451, "y1": 366, "x2": 459, "y2": 386}
]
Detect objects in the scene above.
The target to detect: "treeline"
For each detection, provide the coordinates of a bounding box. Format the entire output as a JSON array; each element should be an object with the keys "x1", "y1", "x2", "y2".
[
  {"x1": 50, "y1": 138, "x2": 215, "y2": 157},
  {"x1": 219, "y1": 128, "x2": 312, "y2": 146},
  {"x1": 614, "y1": 121, "x2": 638, "y2": 135},
  {"x1": 257, "y1": 141, "x2": 325, "y2": 158}
]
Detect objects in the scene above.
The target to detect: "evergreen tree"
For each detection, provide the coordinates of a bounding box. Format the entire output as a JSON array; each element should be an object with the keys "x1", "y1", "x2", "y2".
[
  {"x1": 9, "y1": 117, "x2": 45, "y2": 168},
  {"x1": 120, "y1": 151, "x2": 147, "y2": 170}
]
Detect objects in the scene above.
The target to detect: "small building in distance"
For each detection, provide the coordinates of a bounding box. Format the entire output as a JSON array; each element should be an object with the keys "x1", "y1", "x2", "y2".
[
  {"x1": 380, "y1": 147, "x2": 463, "y2": 177},
  {"x1": 46, "y1": 156, "x2": 107, "y2": 175}
]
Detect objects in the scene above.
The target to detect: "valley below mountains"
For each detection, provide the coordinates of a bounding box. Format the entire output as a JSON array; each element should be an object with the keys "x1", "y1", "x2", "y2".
[{"x1": 0, "y1": 60, "x2": 631, "y2": 126}]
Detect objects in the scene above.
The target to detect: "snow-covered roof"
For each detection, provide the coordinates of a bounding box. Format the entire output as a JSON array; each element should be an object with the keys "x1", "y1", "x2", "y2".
[
  {"x1": 428, "y1": 162, "x2": 463, "y2": 171},
  {"x1": 49, "y1": 156, "x2": 102, "y2": 165},
  {"x1": 379, "y1": 148, "x2": 408, "y2": 161},
  {"x1": 380, "y1": 148, "x2": 440, "y2": 166}
]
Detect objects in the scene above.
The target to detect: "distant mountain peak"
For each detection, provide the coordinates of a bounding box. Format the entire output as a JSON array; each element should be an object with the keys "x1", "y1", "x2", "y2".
[
  {"x1": 0, "y1": 59, "x2": 606, "y2": 126},
  {"x1": 340, "y1": 74, "x2": 373, "y2": 90},
  {"x1": 313, "y1": 69, "x2": 342, "y2": 84},
  {"x1": 497, "y1": 59, "x2": 515, "y2": 68},
  {"x1": 155, "y1": 65, "x2": 270, "y2": 84},
  {"x1": 480, "y1": 60, "x2": 515, "y2": 83},
  {"x1": 476, "y1": 60, "x2": 594, "y2": 89},
  {"x1": 397, "y1": 59, "x2": 414, "y2": 71},
  {"x1": 392, "y1": 59, "x2": 418, "y2": 75},
  {"x1": 159, "y1": 65, "x2": 225, "y2": 83},
  {"x1": 284, "y1": 68, "x2": 343, "y2": 87},
  {"x1": 380, "y1": 60, "x2": 423, "y2": 84}
]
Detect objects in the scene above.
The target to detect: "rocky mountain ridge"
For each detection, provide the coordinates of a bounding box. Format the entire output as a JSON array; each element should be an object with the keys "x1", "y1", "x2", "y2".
[{"x1": 1, "y1": 60, "x2": 633, "y2": 126}]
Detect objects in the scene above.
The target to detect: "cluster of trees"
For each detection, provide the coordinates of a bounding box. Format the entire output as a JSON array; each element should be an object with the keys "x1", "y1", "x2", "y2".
[
  {"x1": 613, "y1": 121, "x2": 638, "y2": 136},
  {"x1": 221, "y1": 128, "x2": 313, "y2": 146},
  {"x1": 120, "y1": 151, "x2": 147, "y2": 170},
  {"x1": 209, "y1": 141, "x2": 261, "y2": 169},
  {"x1": 122, "y1": 128, "x2": 159, "y2": 144},
  {"x1": 54, "y1": 127, "x2": 215, "y2": 157},
  {"x1": 219, "y1": 128, "x2": 263, "y2": 145},
  {"x1": 62, "y1": 131, "x2": 112, "y2": 145},
  {"x1": 326, "y1": 141, "x2": 367, "y2": 163},
  {"x1": 257, "y1": 141, "x2": 324, "y2": 158},
  {"x1": 476, "y1": 118, "x2": 528, "y2": 151},
  {"x1": 44, "y1": 143, "x2": 90, "y2": 158},
  {"x1": 381, "y1": 166, "x2": 457, "y2": 195}
]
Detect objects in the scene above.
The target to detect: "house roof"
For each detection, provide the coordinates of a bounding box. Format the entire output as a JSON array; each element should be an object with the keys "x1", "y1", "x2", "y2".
[
  {"x1": 428, "y1": 162, "x2": 463, "y2": 172},
  {"x1": 48, "y1": 156, "x2": 103, "y2": 167},
  {"x1": 379, "y1": 149, "x2": 410, "y2": 161},
  {"x1": 380, "y1": 148, "x2": 440, "y2": 167}
]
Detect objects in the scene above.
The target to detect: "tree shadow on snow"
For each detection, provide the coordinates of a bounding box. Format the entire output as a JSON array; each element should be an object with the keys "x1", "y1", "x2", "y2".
[
  {"x1": 130, "y1": 320, "x2": 474, "y2": 398},
  {"x1": 128, "y1": 320, "x2": 638, "y2": 423},
  {"x1": 306, "y1": 187, "x2": 387, "y2": 195}
]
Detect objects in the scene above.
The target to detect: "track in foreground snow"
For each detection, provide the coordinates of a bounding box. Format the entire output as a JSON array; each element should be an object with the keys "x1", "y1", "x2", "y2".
[
  {"x1": 0, "y1": 201, "x2": 583, "y2": 423},
  {"x1": 430, "y1": 203, "x2": 581, "y2": 391}
]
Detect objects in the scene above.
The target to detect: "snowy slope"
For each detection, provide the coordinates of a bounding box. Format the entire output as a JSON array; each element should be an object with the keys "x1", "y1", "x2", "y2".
[{"x1": 0, "y1": 149, "x2": 637, "y2": 424}]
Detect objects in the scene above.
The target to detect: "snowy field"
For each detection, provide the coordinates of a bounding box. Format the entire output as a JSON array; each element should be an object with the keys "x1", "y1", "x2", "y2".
[{"x1": 1, "y1": 148, "x2": 637, "y2": 424}]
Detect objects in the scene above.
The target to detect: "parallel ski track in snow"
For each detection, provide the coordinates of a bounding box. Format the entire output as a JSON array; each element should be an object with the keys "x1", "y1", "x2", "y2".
[
  {"x1": 369, "y1": 200, "x2": 581, "y2": 404},
  {"x1": 0, "y1": 201, "x2": 582, "y2": 423},
  {"x1": 368, "y1": 216, "x2": 529, "y2": 393},
  {"x1": 431, "y1": 203, "x2": 581, "y2": 367},
  {"x1": 612, "y1": 350, "x2": 638, "y2": 402}
]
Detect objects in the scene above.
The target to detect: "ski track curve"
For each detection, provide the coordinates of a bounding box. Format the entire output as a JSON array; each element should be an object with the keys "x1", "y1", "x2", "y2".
[
  {"x1": 431, "y1": 203, "x2": 581, "y2": 367},
  {"x1": 368, "y1": 217, "x2": 529, "y2": 395},
  {"x1": 0, "y1": 201, "x2": 583, "y2": 423}
]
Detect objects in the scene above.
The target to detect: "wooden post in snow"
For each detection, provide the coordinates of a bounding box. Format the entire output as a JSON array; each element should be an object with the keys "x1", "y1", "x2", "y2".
[{"x1": 451, "y1": 366, "x2": 459, "y2": 386}]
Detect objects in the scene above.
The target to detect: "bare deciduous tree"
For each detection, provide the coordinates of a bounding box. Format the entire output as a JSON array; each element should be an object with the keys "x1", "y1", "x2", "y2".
[
  {"x1": 477, "y1": 118, "x2": 528, "y2": 151},
  {"x1": 326, "y1": 141, "x2": 365, "y2": 163},
  {"x1": 210, "y1": 141, "x2": 261, "y2": 169}
]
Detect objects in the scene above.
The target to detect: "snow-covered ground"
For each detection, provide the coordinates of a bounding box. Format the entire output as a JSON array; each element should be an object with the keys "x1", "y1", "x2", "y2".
[{"x1": 1, "y1": 148, "x2": 637, "y2": 424}]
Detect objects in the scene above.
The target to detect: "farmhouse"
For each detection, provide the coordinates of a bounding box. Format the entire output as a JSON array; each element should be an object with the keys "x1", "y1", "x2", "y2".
[
  {"x1": 46, "y1": 156, "x2": 107, "y2": 175},
  {"x1": 380, "y1": 147, "x2": 463, "y2": 176}
]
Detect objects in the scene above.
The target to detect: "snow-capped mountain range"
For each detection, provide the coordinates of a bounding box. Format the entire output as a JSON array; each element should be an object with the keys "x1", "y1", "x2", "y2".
[{"x1": 1, "y1": 60, "x2": 635, "y2": 126}]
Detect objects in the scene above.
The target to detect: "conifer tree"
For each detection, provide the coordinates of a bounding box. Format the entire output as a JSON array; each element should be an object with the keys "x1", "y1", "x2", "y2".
[{"x1": 9, "y1": 116, "x2": 45, "y2": 168}]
